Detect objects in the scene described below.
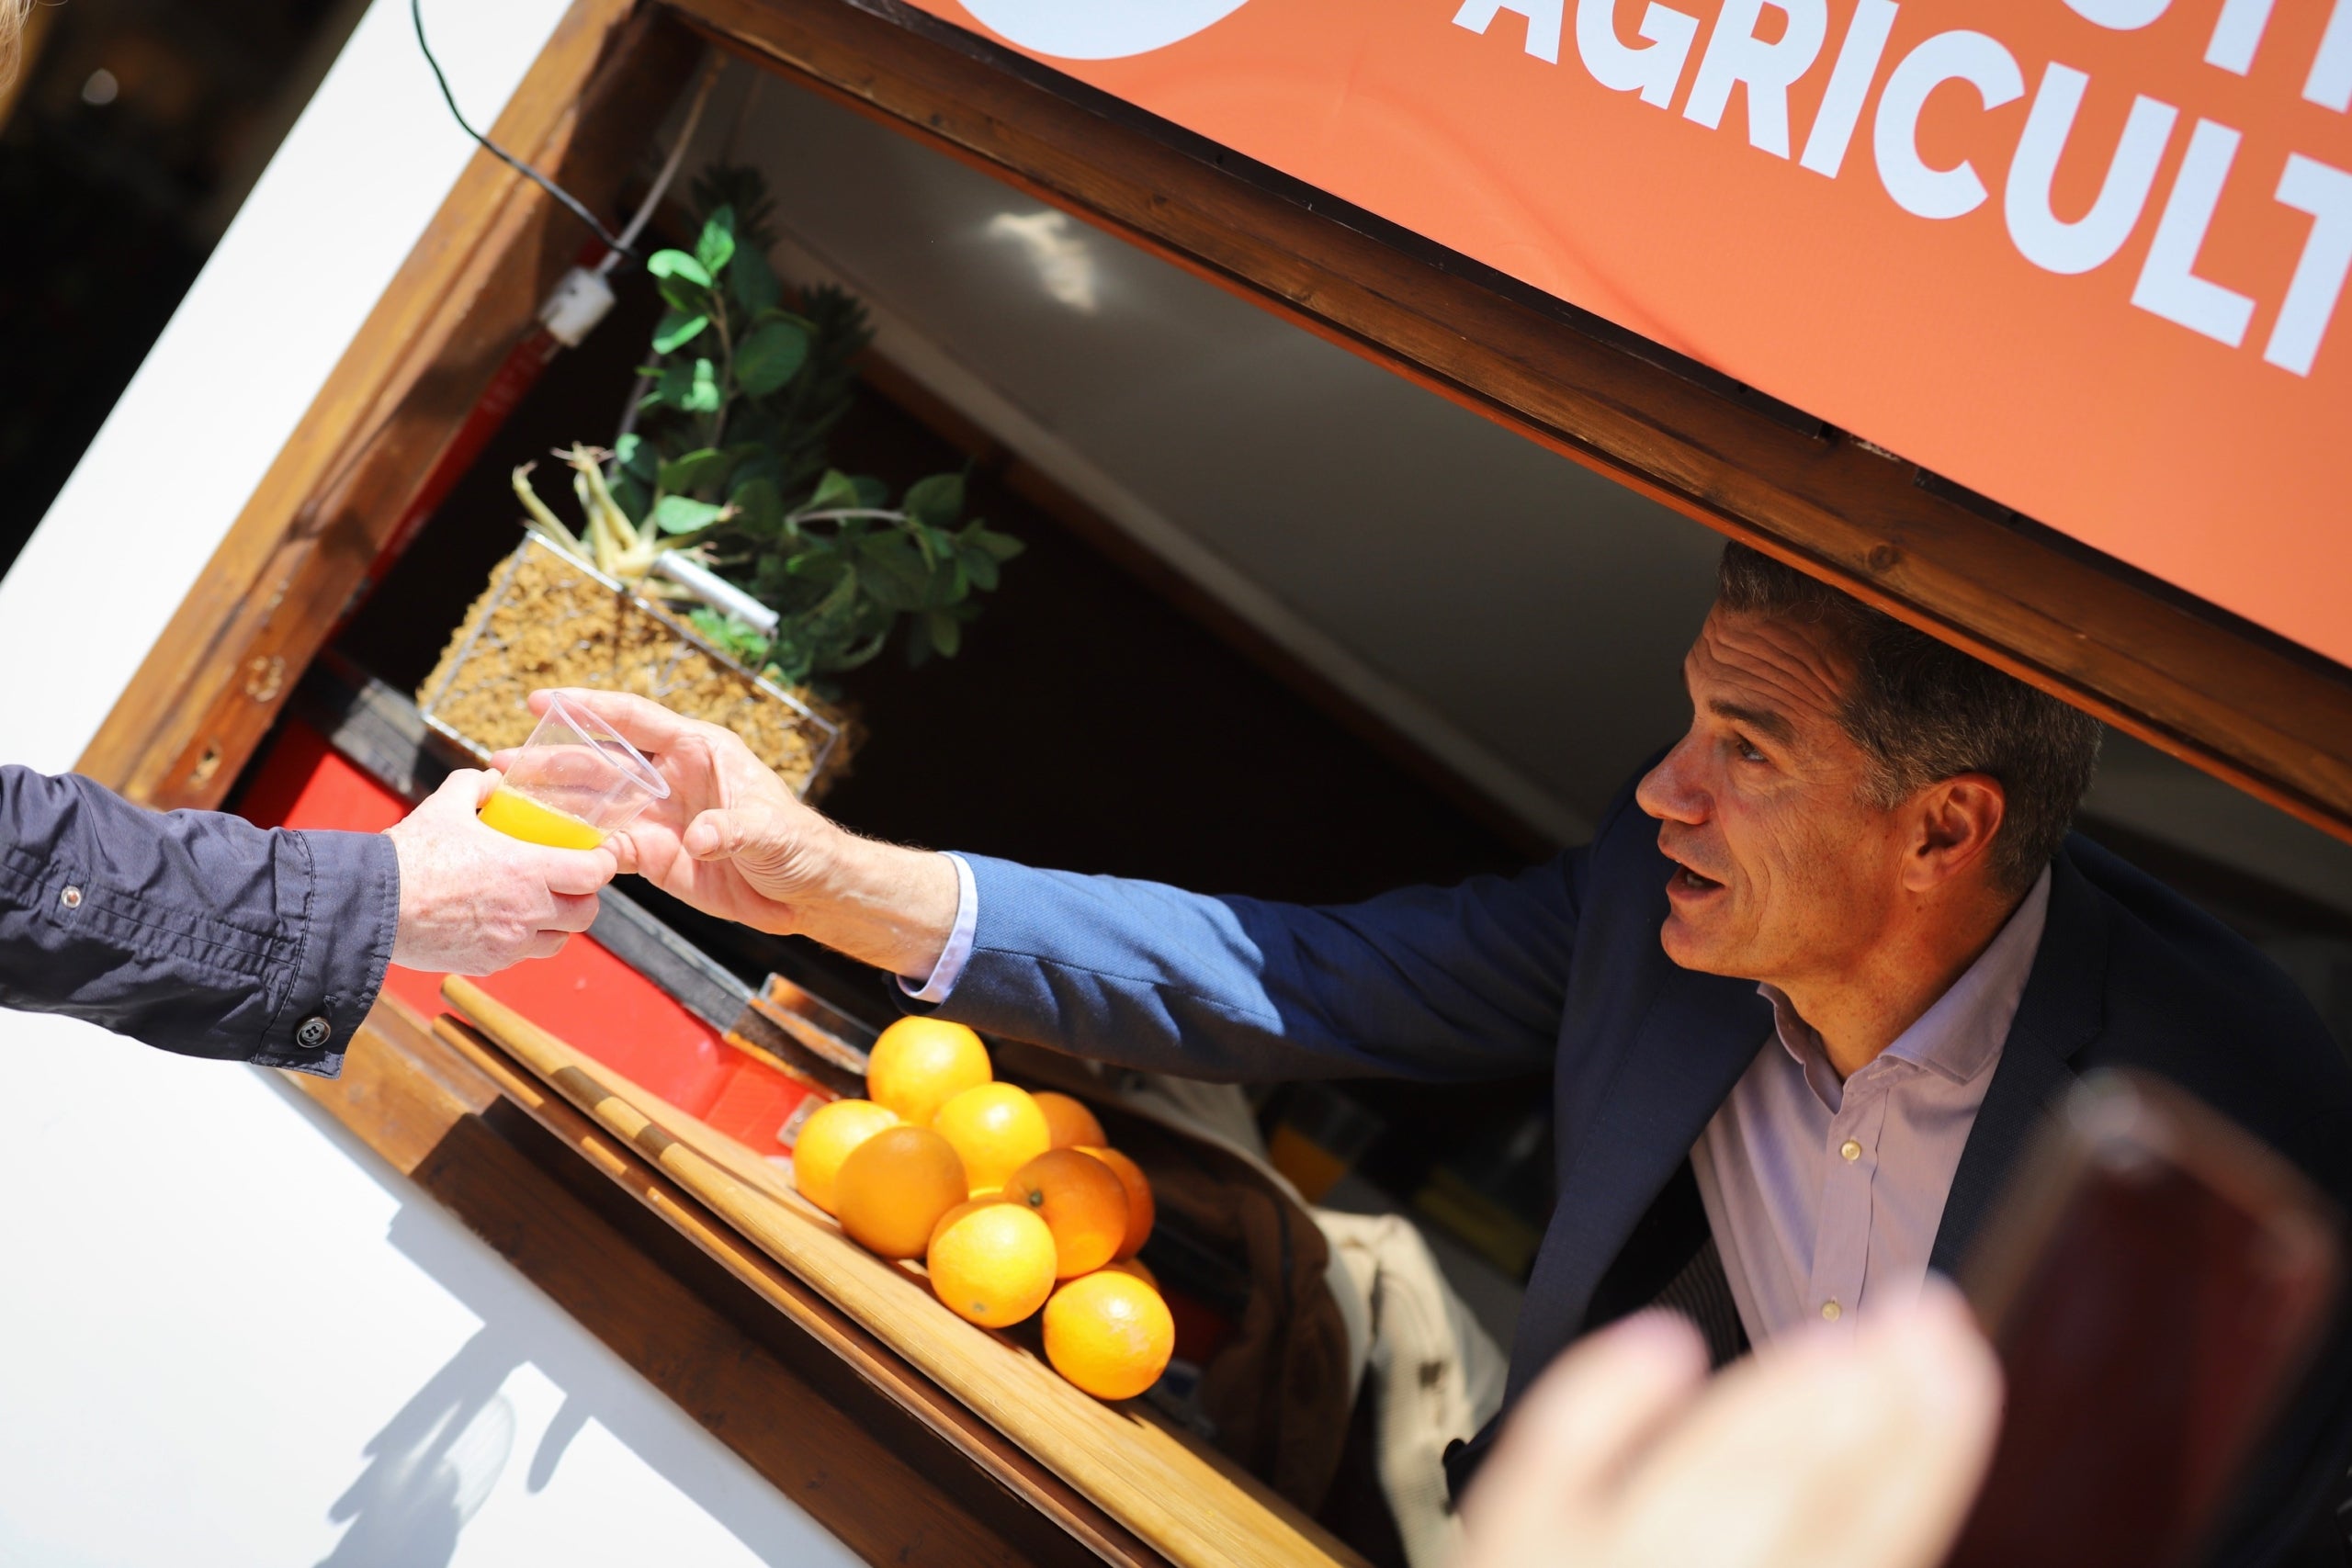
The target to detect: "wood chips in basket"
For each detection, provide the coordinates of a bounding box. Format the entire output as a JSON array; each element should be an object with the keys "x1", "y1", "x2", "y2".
[{"x1": 418, "y1": 536, "x2": 850, "y2": 799}]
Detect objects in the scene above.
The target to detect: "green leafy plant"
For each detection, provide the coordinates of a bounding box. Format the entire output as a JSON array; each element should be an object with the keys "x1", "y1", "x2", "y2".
[{"x1": 514, "y1": 168, "x2": 1022, "y2": 689}]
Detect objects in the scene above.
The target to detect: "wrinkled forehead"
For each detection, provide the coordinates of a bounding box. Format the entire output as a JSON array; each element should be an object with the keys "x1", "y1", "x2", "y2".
[{"x1": 1684, "y1": 606, "x2": 1859, "y2": 736}]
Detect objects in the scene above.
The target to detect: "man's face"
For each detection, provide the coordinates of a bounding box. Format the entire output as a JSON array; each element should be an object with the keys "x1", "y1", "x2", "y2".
[{"x1": 1635, "y1": 606, "x2": 1912, "y2": 987}]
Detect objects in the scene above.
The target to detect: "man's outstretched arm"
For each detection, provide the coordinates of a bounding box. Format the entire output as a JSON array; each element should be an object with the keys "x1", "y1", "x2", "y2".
[{"x1": 549, "y1": 688, "x2": 1581, "y2": 1084}]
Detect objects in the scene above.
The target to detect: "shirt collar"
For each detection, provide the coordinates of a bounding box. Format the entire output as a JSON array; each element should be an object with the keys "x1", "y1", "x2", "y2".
[{"x1": 1758, "y1": 865, "x2": 2053, "y2": 1099}]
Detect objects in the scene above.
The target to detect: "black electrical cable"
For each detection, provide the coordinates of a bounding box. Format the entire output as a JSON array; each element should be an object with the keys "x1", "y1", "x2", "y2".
[{"x1": 411, "y1": 0, "x2": 632, "y2": 256}]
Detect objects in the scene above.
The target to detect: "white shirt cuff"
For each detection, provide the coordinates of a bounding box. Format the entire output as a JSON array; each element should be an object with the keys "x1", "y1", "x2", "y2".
[{"x1": 899, "y1": 852, "x2": 978, "y2": 1004}]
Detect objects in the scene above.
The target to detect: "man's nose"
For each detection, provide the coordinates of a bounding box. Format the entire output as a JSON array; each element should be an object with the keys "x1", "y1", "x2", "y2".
[{"x1": 1636, "y1": 740, "x2": 1707, "y2": 824}]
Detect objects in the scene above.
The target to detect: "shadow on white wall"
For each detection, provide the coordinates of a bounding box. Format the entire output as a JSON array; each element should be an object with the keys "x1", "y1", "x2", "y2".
[
  {"x1": 259, "y1": 1074, "x2": 858, "y2": 1568},
  {"x1": 0, "y1": 1016, "x2": 853, "y2": 1568}
]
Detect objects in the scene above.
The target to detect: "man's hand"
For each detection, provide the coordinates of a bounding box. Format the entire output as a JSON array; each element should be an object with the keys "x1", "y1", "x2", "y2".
[
  {"x1": 514, "y1": 689, "x2": 959, "y2": 980},
  {"x1": 384, "y1": 768, "x2": 616, "y2": 975},
  {"x1": 1459, "y1": 1282, "x2": 2001, "y2": 1568}
]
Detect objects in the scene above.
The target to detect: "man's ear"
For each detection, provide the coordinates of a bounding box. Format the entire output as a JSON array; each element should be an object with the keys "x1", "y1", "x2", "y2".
[{"x1": 1905, "y1": 773, "x2": 2007, "y2": 892}]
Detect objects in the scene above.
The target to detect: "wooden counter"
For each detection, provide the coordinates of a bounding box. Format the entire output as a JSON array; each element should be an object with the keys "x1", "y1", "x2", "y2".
[{"x1": 433, "y1": 977, "x2": 1363, "y2": 1568}]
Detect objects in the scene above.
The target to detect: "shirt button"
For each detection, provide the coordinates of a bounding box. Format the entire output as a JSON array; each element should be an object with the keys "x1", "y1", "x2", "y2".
[
  {"x1": 1820, "y1": 1300, "x2": 1843, "y2": 1322},
  {"x1": 1840, "y1": 1138, "x2": 1863, "y2": 1162},
  {"x1": 295, "y1": 1015, "x2": 333, "y2": 1050},
  {"x1": 59, "y1": 886, "x2": 82, "y2": 909}
]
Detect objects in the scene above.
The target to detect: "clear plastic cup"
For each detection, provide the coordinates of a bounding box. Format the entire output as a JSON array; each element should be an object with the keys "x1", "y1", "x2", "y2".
[{"x1": 478, "y1": 694, "x2": 669, "y2": 849}]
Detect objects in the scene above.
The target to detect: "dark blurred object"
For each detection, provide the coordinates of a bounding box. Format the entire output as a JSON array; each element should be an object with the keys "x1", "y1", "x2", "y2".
[
  {"x1": 1951, "y1": 1071, "x2": 2343, "y2": 1568},
  {"x1": 1413, "y1": 1110, "x2": 1553, "y2": 1278},
  {"x1": 1267, "y1": 1080, "x2": 1385, "y2": 1203},
  {"x1": 0, "y1": 0, "x2": 364, "y2": 580}
]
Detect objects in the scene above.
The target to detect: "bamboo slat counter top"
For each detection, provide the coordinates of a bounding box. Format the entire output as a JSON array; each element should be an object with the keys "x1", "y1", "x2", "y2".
[{"x1": 439, "y1": 976, "x2": 1362, "y2": 1568}]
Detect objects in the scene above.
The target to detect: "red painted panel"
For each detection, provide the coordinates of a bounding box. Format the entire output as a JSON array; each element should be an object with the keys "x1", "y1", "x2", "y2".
[{"x1": 701, "y1": 1057, "x2": 824, "y2": 1161}]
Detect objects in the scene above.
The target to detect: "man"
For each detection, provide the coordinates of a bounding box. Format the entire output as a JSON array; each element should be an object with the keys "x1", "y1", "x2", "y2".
[
  {"x1": 553, "y1": 542, "x2": 2352, "y2": 1562},
  {"x1": 1, "y1": 765, "x2": 615, "y2": 1074}
]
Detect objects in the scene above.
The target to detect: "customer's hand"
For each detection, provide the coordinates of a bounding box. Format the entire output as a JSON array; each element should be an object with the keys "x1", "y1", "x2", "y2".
[
  {"x1": 1458, "y1": 1281, "x2": 2001, "y2": 1568},
  {"x1": 518, "y1": 689, "x2": 958, "y2": 979},
  {"x1": 384, "y1": 768, "x2": 616, "y2": 974}
]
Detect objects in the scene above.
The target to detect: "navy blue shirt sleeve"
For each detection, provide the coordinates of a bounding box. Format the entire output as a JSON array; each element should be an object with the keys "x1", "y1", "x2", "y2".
[{"x1": 0, "y1": 765, "x2": 398, "y2": 1077}]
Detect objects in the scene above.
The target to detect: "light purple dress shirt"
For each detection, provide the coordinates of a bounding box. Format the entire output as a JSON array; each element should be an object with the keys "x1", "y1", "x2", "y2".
[
  {"x1": 1690, "y1": 867, "x2": 2052, "y2": 1343},
  {"x1": 905, "y1": 852, "x2": 2052, "y2": 1348}
]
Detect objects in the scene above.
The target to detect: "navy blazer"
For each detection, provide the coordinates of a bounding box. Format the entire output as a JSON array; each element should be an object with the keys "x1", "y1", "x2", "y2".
[{"x1": 931, "y1": 774, "x2": 2352, "y2": 1564}]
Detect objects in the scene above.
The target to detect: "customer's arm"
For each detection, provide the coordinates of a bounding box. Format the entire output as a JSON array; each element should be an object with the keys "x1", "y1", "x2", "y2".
[
  {"x1": 546, "y1": 688, "x2": 1581, "y2": 1083},
  {"x1": 0, "y1": 765, "x2": 614, "y2": 1076}
]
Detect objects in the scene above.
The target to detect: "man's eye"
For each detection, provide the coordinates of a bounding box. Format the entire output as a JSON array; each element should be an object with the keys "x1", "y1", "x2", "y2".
[{"x1": 1735, "y1": 737, "x2": 1766, "y2": 763}]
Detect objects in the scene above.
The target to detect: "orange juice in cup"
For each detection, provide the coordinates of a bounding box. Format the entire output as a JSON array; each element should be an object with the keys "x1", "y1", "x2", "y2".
[
  {"x1": 479, "y1": 694, "x2": 667, "y2": 848},
  {"x1": 478, "y1": 784, "x2": 609, "y2": 848}
]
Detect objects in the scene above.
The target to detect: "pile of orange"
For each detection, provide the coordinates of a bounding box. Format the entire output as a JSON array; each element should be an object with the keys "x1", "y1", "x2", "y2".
[{"x1": 789, "y1": 1017, "x2": 1173, "y2": 1401}]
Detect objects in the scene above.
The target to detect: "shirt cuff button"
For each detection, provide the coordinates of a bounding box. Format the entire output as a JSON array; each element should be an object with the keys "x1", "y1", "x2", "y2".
[{"x1": 295, "y1": 1015, "x2": 333, "y2": 1050}]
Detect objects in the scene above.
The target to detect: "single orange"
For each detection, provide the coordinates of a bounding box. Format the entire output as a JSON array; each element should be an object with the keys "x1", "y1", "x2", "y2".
[
  {"x1": 1004, "y1": 1149, "x2": 1132, "y2": 1278},
  {"x1": 933, "y1": 1082, "x2": 1053, "y2": 1194},
  {"x1": 833, "y1": 1125, "x2": 968, "y2": 1258},
  {"x1": 789, "y1": 1098, "x2": 899, "y2": 1215},
  {"x1": 1102, "y1": 1256, "x2": 1159, "y2": 1290},
  {"x1": 1043, "y1": 1270, "x2": 1175, "y2": 1400},
  {"x1": 865, "y1": 1018, "x2": 991, "y2": 1127},
  {"x1": 1033, "y1": 1090, "x2": 1108, "y2": 1151},
  {"x1": 927, "y1": 1198, "x2": 1057, "y2": 1328},
  {"x1": 1078, "y1": 1146, "x2": 1156, "y2": 1259}
]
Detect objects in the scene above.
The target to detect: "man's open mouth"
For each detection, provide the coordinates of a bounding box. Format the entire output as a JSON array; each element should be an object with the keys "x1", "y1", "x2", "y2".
[{"x1": 1672, "y1": 865, "x2": 1723, "y2": 892}]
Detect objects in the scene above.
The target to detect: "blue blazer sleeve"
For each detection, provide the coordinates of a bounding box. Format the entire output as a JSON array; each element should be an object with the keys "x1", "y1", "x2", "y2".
[
  {"x1": 929, "y1": 850, "x2": 1584, "y2": 1083},
  {"x1": 0, "y1": 766, "x2": 398, "y2": 1076}
]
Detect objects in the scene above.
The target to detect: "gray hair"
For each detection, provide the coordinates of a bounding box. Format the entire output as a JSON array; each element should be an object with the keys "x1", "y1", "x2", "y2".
[{"x1": 1716, "y1": 543, "x2": 2101, "y2": 894}]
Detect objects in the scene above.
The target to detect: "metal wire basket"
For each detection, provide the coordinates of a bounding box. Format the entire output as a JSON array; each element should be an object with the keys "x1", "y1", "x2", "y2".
[{"x1": 417, "y1": 533, "x2": 849, "y2": 799}]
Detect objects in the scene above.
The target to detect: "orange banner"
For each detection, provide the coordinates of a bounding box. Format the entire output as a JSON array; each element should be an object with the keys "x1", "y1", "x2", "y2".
[{"x1": 901, "y1": 0, "x2": 2352, "y2": 666}]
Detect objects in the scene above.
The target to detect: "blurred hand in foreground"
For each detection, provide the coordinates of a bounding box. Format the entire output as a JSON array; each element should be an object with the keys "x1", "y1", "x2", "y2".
[
  {"x1": 1458, "y1": 1280, "x2": 2000, "y2": 1568},
  {"x1": 514, "y1": 689, "x2": 958, "y2": 979},
  {"x1": 385, "y1": 767, "x2": 616, "y2": 974}
]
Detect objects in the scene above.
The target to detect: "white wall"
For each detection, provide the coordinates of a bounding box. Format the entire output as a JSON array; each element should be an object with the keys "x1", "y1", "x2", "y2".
[
  {"x1": 0, "y1": 1025, "x2": 854, "y2": 1568},
  {"x1": 0, "y1": 6, "x2": 854, "y2": 1562}
]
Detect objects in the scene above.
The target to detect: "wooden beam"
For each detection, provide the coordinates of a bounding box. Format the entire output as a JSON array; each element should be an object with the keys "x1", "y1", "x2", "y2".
[
  {"x1": 294, "y1": 998, "x2": 1128, "y2": 1566},
  {"x1": 672, "y1": 0, "x2": 2352, "y2": 848},
  {"x1": 425, "y1": 1010, "x2": 1170, "y2": 1567},
  {"x1": 74, "y1": 0, "x2": 704, "y2": 807}
]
